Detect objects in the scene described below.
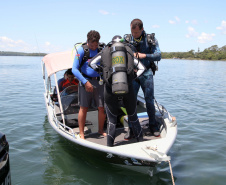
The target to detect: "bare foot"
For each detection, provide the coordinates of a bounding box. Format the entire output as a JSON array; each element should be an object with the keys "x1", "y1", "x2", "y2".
[
  {"x1": 79, "y1": 134, "x2": 85, "y2": 140},
  {"x1": 98, "y1": 131, "x2": 107, "y2": 136}
]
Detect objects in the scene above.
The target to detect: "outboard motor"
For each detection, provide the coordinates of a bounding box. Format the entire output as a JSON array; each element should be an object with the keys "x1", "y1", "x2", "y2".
[{"x1": 110, "y1": 36, "x2": 128, "y2": 94}]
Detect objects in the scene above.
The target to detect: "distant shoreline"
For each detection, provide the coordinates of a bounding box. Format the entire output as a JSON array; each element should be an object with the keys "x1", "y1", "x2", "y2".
[
  {"x1": 0, "y1": 51, "x2": 47, "y2": 56},
  {"x1": 163, "y1": 58, "x2": 226, "y2": 61},
  {"x1": 1, "y1": 45, "x2": 226, "y2": 61}
]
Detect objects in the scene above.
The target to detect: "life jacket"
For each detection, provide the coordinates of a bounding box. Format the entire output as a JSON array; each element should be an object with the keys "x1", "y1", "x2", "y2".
[
  {"x1": 124, "y1": 32, "x2": 158, "y2": 75},
  {"x1": 61, "y1": 79, "x2": 79, "y2": 90},
  {"x1": 101, "y1": 43, "x2": 134, "y2": 88}
]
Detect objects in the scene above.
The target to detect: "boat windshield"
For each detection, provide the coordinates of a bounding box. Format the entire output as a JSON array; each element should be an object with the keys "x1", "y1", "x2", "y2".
[
  {"x1": 60, "y1": 85, "x2": 78, "y2": 97},
  {"x1": 60, "y1": 85, "x2": 79, "y2": 115}
]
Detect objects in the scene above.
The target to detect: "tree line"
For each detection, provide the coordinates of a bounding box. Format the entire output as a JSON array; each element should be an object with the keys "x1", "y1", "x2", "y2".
[
  {"x1": 1, "y1": 44, "x2": 226, "y2": 60},
  {"x1": 162, "y1": 45, "x2": 226, "y2": 60},
  {"x1": 0, "y1": 51, "x2": 47, "y2": 56}
]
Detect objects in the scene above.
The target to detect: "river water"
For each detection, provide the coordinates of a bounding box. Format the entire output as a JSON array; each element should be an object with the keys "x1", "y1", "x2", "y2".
[{"x1": 0, "y1": 56, "x2": 226, "y2": 185}]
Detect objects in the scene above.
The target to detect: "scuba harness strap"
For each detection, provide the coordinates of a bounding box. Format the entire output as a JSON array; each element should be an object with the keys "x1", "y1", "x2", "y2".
[
  {"x1": 146, "y1": 33, "x2": 158, "y2": 75},
  {"x1": 110, "y1": 46, "x2": 127, "y2": 53},
  {"x1": 74, "y1": 42, "x2": 105, "y2": 78},
  {"x1": 80, "y1": 43, "x2": 91, "y2": 72}
]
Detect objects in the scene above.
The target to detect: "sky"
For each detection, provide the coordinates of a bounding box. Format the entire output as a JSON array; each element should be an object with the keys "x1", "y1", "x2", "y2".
[{"x1": 0, "y1": 0, "x2": 225, "y2": 53}]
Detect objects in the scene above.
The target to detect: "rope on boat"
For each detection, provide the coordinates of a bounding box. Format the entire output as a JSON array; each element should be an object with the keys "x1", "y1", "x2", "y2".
[
  {"x1": 168, "y1": 160, "x2": 175, "y2": 185},
  {"x1": 142, "y1": 146, "x2": 175, "y2": 184}
]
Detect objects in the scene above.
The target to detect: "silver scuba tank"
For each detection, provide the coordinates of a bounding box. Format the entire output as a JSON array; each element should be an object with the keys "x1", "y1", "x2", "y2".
[{"x1": 111, "y1": 42, "x2": 128, "y2": 94}]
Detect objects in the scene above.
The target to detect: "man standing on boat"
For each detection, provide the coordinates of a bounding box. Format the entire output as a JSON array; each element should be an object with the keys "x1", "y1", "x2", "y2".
[
  {"x1": 72, "y1": 30, "x2": 106, "y2": 139},
  {"x1": 124, "y1": 18, "x2": 161, "y2": 138},
  {"x1": 89, "y1": 35, "x2": 146, "y2": 147}
]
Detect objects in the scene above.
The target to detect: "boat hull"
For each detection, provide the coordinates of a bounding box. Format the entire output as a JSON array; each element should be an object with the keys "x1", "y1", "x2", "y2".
[{"x1": 44, "y1": 93, "x2": 177, "y2": 169}]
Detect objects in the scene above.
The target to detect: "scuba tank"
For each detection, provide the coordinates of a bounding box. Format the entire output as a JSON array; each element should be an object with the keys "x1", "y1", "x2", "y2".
[
  {"x1": 111, "y1": 39, "x2": 128, "y2": 94},
  {"x1": 100, "y1": 35, "x2": 134, "y2": 94}
]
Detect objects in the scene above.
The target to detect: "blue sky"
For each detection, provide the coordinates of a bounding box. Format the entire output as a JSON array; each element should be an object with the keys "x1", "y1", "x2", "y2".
[{"x1": 0, "y1": 0, "x2": 225, "y2": 53}]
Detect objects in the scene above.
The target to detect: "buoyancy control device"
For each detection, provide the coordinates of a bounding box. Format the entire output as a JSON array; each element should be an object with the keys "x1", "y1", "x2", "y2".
[
  {"x1": 124, "y1": 32, "x2": 158, "y2": 75},
  {"x1": 74, "y1": 42, "x2": 105, "y2": 73}
]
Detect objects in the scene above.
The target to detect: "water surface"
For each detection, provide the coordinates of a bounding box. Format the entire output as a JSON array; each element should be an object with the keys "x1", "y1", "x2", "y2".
[{"x1": 0, "y1": 57, "x2": 226, "y2": 185}]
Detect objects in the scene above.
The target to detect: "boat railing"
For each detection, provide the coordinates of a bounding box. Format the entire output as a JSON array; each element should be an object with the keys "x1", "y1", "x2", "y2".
[
  {"x1": 52, "y1": 73, "x2": 67, "y2": 126},
  {"x1": 53, "y1": 114, "x2": 78, "y2": 138},
  {"x1": 41, "y1": 61, "x2": 48, "y2": 97},
  {"x1": 48, "y1": 96, "x2": 54, "y2": 109}
]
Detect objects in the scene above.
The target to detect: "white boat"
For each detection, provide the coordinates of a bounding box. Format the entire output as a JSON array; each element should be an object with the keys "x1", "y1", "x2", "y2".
[{"x1": 41, "y1": 50, "x2": 177, "y2": 171}]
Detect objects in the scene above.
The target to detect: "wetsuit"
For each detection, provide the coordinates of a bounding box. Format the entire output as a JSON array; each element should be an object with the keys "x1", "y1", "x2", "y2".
[
  {"x1": 72, "y1": 46, "x2": 100, "y2": 84},
  {"x1": 89, "y1": 44, "x2": 146, "y2": 146},
  {"x1": 124, "y1": 31, "x2": 161, "y2": 134}
]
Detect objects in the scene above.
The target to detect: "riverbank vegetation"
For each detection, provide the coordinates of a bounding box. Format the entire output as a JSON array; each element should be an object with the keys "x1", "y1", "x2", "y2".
[
  {"x1": 0, "y1": 51, "x2": 47, "y2": 56},
  {"x1": 1, "y1": 45, "x2": 226, "y2": 60},
  {"x1": 162, "y1": 45, "x2": 226, "y2": 60}
]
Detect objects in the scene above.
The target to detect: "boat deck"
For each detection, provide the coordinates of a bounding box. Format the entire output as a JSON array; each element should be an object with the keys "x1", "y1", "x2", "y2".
[
  {"x1": 70, "y1": 127, "x2": 160, "y2": 146},
  {"x1": 55, "y1": 92, "x2": 163, "y2": 147}
]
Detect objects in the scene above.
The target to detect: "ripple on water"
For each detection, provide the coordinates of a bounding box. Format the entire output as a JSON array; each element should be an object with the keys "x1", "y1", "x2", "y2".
[{"x1": 1, "y1": 58, "x2": 226, "y2": 184}]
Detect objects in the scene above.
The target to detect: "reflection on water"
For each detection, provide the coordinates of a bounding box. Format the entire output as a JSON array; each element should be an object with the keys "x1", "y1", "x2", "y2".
[
  {"x1": 42, "y1": 116, "x2": 174, "y2": 185},
  {"x1": 1, "y1": 57, "x2": 226, "y2": 185}
]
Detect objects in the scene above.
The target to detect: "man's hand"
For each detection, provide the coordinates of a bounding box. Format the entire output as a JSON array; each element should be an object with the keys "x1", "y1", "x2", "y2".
[
  {"x1": 134, "y1": 52, "x2": 146, "y2": 59},
  {"x1": 85, "y1": 81, "x2": 93, "y2": 92}
]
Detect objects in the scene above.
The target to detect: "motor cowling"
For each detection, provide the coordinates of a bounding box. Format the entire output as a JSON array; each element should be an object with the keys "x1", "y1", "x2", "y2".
[{"x1": 111, "y1": 42, "x2": 128, "y2": 94}]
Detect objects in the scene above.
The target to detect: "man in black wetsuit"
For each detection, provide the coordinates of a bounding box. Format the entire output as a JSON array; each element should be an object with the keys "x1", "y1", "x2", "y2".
[{"x1": 89, "y1": 35, "x2": 146, "y2": 147}]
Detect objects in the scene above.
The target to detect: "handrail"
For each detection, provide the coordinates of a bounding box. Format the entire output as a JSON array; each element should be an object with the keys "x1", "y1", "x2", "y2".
[
  {"x1": 54, "y1": 73, "x2": 66, "y2": 127},
  {"x1": 52, "y1": 116, "x2": 77, "y2": 138},
  {"x1": 41, "y1": 61, "x2": 48, "y2": 96}
]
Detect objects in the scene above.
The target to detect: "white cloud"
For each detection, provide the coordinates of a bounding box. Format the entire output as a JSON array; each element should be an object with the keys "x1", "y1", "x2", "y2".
[
  {"x1": 0, "y1": 36, "x2": 59, "y2": 53},
  {"x1": 45, "y1": 42, "x2": 51, "y2": 46},
  {"x1": 0, "y1": 36, "x2": 28, "y2": 50},
  {"x1": 169, "y1": 16, "x2": 180, "y2": 24},
  {"x1": 175, "y1": 16, "x2": 180, "y2": 22},
  {"x1": 185, "y1": 20, "x2": 198, "y2": 25},
  {"x1": 152, "y1": 25, "x2": 160, "y2": 28},
  {"x1": 185, "y1": 27, "x2": 199, "y2": 38},
  {"x1": 185, "y1": 27, "x2": 215, "y2": 44},
  {"x1": 99, "y1": 10, "x2": 109, "y2": 15},
  {"x1": 169, "y1": 20, "x2": 176, "y2": 24},
  {"x1": 191, "y1": 20, "x2": 198, "y2": 25},
  {"x1": 216, "y1": 20, "x2": 226, "y2": 34},
  {"x1": 197, "y1": 32, "x2": 215, "y2": 43}
]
